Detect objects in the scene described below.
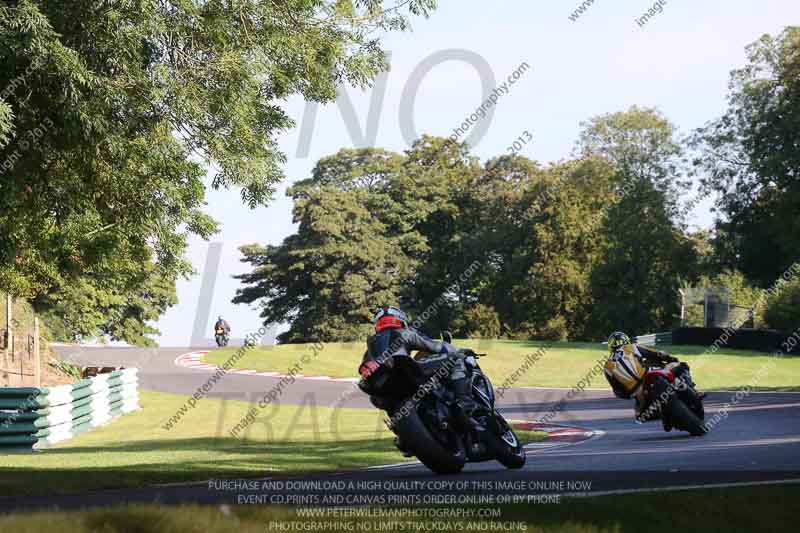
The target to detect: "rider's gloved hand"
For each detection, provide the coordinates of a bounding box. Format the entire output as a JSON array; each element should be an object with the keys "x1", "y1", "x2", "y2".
[{"x1": 662, "y1": 353, "x2": 679, "y2": 363}]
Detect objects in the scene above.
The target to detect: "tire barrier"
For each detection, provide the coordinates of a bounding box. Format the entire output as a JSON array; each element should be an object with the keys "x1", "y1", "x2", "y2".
[
  {"x1": 634, "y1": 331, "x2": 673, "y2": 345},
  {"x1": 672, "y1": 327, "x2": 800, "y2": 354},
  {"x1": 0, "y1": 368, "x2": 139, "y2": 451}
]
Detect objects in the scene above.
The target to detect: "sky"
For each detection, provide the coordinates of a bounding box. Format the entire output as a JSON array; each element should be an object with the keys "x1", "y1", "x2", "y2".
[{"x1": 154, "y1": 0, "x2": 800, "y2": 346}]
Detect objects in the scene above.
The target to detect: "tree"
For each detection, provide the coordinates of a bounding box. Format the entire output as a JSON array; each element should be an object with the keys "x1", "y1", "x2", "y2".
[
  {"x1": 35, "y1": 262, "x2": 178, "y2": 346},
  {"x1": 234, "y1": 139, "x2": 483, "y2": 342},
  {"x1": 764, "y1": 278, "x2": 800, "y2": 332},
  {"x1": 579, "y1": 107, "x2": 696, "y2": 338},
  {"x1": 234, "y1": 148, "x2": 420, "y2": 343},
  {"x1": 0, "y1": 0, "x2": 435, "y2": 344},
  {"x1": 464, "y1": 156, "x2": 606, "y2": 339},
  {"x1": 397, "y1": 136, "x2": 481, "y2": 333},
  {"x1": 694, "y1": 27, "x2": 800, "y2": 286}
]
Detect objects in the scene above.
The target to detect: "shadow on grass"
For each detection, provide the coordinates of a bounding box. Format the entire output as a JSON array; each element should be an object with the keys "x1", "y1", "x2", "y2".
[{"x1": 0, "y1": 436, "x2": 399, "y2": 497}]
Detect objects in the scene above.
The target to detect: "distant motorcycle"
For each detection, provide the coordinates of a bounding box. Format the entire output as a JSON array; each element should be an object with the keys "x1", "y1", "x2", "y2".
[
  {"x1": 215, "y1": 327, "x2": 229, "y2": 347},
  {"x1": 358, "y1": 332, "x2": 526, "y2": 474}
]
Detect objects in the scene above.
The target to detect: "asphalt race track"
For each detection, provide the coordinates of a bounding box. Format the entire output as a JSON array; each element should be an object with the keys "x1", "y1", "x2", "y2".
[{"x1": 3, "y1": 345, "x2": 799, "y2": 511}]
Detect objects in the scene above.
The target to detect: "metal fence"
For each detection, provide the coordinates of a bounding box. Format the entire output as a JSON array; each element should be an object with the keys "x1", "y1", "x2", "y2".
[
  {"x1": 634, "y1": 331, "x2": 673, "y2": 346},
  {"x1": 1, "y1": 294, "x2": 42, "y2": 388}
]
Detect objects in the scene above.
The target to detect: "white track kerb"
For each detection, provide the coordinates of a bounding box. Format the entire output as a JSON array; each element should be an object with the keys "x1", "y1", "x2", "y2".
[{"x1": 174, "y1": 351, "x2": 359, "y2": 383}]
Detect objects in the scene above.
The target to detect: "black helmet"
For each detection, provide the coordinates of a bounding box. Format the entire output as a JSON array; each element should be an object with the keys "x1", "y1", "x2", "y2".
[
  {"x1": 607, "y1": 331, "x2": 631, "y2": 354},
  {"x1": 373, "y1": 306, "x2": 409, "y2": 332}
]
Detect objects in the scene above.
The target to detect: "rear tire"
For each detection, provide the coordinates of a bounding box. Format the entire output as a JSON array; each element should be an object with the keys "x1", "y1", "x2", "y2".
[{"x1": 392, "y1": 402, "x2": 466, "y2": 475}]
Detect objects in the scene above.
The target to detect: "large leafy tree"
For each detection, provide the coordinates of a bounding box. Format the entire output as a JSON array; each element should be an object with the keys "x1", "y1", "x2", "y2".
[
  {"x1": 579, "y1": 107, "x2": 696, "y2": 338},
  {"x1": 234, "y1": 138, "x2": 480, "y2": 342},
  {"x1": 396, "y1": 136, "x2": 481, "y2": 333},
  {"x1": 234, "y1": 147, "x2": 421, "y2": 343},
  {"x1": 0, "y1": 0, "x2": 435, "y2": 344},
  {"x1": 694, "y1": 27, "x2": 800, "y2": 286},
  {"x1": 457, "y1": 156, "x2": 606, "y2": 339}
]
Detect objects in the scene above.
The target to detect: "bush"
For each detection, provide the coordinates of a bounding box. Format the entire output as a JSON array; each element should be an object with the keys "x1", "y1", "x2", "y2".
[
  {"x1": 535, "y1": 315, "x2": 570, "y2": 341},
  {"x1": 454, "y1": 304, "x2": 501, "y2": 339},
  {"x1": 764, "y1": 278, "x2": 800, "y2": 332}
]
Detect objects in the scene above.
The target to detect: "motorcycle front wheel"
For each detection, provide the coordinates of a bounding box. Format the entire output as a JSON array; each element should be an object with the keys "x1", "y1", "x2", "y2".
[
  {"x1": 668, "y1": 394, "x2": 707, "y2": 436},
  {"x1": 653, "y1": 377, "x2": 706, "y2": 437},
  {"x1": 486, "y1": 412, "x2": 526, "y2": 469}
]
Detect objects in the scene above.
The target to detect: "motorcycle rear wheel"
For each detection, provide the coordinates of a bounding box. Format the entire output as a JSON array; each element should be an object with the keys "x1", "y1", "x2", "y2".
[{"x1": 392, "y1": 401, "x2": 466, "y2": 475}]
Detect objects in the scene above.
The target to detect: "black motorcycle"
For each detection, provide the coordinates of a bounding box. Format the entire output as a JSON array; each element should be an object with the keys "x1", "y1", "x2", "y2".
[{"x1": 358, "y1": 333, "x2": 526, "y2": 474}]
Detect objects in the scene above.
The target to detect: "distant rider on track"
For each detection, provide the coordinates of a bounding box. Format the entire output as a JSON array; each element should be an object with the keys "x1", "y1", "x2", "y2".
[{"x1": 214, "y1": 315, "x2": 231, "y2": 347}]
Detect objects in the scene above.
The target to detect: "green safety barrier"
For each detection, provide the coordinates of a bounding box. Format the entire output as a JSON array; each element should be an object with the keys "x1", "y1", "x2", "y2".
[{"x1": 0, "y1": 368, "x2": 140, "y2": 452}]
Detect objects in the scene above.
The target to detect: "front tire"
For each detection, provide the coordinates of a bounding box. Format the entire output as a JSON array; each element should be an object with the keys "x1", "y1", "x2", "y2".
[
  {"x1": 668, "y1": 395, "x2": 707, "y2": 436},
  {"x1": 392, "y1": 402, "x2": 466, "y2": 475},
  {"x1": 486, "y1": 413, "x2": 526, "y2": 469}
]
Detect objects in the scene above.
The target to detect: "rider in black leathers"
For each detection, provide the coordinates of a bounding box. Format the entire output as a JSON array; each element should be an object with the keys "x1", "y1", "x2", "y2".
[
  {"x1": 214, "y1": 316, "x2": 231, "y2": 336},
  {"x1": 366, "y1": 306, "x2": 476, "y2": 416}
]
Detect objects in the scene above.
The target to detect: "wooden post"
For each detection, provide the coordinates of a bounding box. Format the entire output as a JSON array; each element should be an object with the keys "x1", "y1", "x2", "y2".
[
  {"x1": 33, "y1": 317, "x2": 41, "y2": 388},
  {"x1": 2, "y1": 294, "x2": 10, "y2": 386}
]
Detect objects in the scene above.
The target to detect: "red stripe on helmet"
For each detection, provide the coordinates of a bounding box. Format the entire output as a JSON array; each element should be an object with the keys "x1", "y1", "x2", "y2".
[{"x1": 375, "y1": 315, "x2": 404, "y2": 332}]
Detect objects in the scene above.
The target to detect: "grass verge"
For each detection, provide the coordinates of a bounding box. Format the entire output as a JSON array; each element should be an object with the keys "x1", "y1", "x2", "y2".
[
  {"x1": 1, "y1": 484, "x2": 798, "y2": 532},
  {"x1": 207, "y1": 340, "x2": 800, "y2": 391},
  {"x1": 0, "y1": 390, "x2": 544, "y2": 497}
]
